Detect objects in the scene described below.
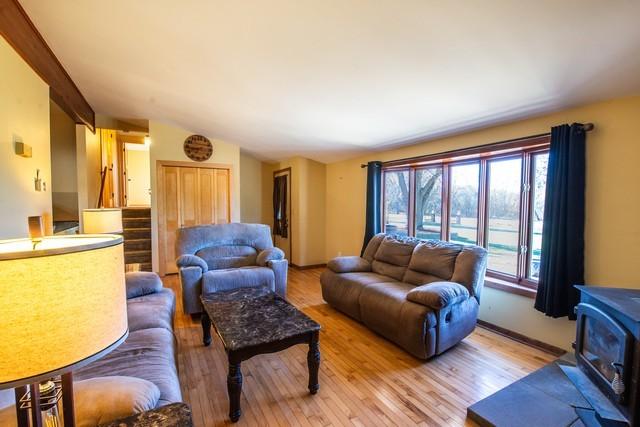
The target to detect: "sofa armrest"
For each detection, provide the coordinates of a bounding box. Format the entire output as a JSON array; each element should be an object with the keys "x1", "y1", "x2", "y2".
[
  {"x1": 327, "y1": 256, "x2": 371, "y2": 273},
  {"x1": 176, "y1": 254, "x2": 208, "y2": 272},
  {"x1": 257, "y1": 247, "x2": 285, "y2": 266},
  {"x1": 406, "y1": 281, "x2": 470, "y2": 310},
  {"x1": 267, "y1": 258, "x2": 288, "y2": 298},
  {"x1": 125, "y1": 271, "x2": 163, "y2": 299}
]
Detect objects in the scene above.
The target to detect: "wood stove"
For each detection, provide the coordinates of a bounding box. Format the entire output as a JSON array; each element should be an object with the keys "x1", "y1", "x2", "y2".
[{"x1": 573, "y1": 286, "x2": 640, "y2": 427}]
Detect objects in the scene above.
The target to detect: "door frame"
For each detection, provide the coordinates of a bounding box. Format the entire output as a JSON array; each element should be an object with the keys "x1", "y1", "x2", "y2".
[
  {"x1": 157, "y1": 159, "x2": 233, "y2": 276},
  {"x1": 273, "y1": 167, "x2": 292, "y2": 264}
]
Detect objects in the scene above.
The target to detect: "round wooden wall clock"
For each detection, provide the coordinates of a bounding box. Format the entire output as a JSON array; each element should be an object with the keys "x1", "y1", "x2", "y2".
[{"x1": 183, "y1": 134, "x2": 213, "y2": 161}]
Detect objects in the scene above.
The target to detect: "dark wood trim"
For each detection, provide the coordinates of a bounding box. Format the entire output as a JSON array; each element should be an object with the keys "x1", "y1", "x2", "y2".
[
  {"x1": 0, "y1": 0, "x2": 95, "y2": 131},
  {"x1": 485, "y1": 277, "x2": 537, "y2": 298},
  {"x1": 61, "y1": 372, "x2": 76, "y2": 427},
  {"x1": 290, "y1": 263, "x2": 326, "y2": 270},
  {"x1": 383, "y1": 135, "x2": 550, "y2": 168},
  {"x1": 273, "y1": 167, "x2": 293, "y2": 263},
  {"x1": 477, "y1": 319, "x2": 566, "y2": 357}
]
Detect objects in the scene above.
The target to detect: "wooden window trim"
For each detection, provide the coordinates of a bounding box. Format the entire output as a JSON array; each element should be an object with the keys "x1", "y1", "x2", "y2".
[{"x1": 381, "y1": 135, "x2": 550, "y2": 296}]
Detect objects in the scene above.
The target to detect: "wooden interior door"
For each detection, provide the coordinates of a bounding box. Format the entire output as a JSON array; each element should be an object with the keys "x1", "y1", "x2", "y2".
[
  {"x1": 160, "y1": 166, "x2": 180, "y2": 274},
  {"x1": 198, "y1": 168, "x2": 216, "y2": 225},
  {"x1": 158, "y1": 164, "x2": 232, "y2": 275},
  {"x1": 179, "y1": 167, "x2": 199, "y2": 228},
  {"x1": 214, "y1": 169, "x2": 230, "y2": 224}
]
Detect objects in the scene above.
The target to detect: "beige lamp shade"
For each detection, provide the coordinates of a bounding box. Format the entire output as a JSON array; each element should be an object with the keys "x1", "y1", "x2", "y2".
[
  {"x1": 82, "y1": 208, "x2": 123, "y2": 234},
  {"x1": 0, "y1": 235, "x2": 128, "y2": 389}
]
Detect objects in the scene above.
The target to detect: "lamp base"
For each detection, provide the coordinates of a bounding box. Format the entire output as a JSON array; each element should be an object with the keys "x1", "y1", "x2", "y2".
[{"x1": 14, "y1": 373, "x2": 75, "y2": 427}]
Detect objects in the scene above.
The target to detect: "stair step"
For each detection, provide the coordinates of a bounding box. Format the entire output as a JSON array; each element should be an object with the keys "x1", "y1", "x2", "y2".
[
  {"x1": 124, "y1": 238, "x2": 151, "y2": 251},
  {"x1": 126, "y1": 262, "x2": 152, "y2": 272},
  {"x1": 123, "y1": 227, "x2": 151, "y2": 240},
  {"x1": 122, "y1": 207, "x2": 151, "y2": 219},
  {"x1": 122, "y1": 217, "x2": 151, "y2": 228},
  {"x1": 125, "y1": 250, "x2": 152, "y2": 264}
]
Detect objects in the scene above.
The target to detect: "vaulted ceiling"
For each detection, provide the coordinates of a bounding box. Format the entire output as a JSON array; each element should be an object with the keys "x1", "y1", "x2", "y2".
[{"x1": 20, "y1": 0, "x2": 640, "y2": 162}]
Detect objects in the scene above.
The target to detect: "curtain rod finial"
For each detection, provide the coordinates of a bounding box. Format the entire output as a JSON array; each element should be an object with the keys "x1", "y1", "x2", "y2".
[
  {"x1": 581, "y1": 123, "x2": 594, "y2": 132},
  {"x1": 361, "y1": 164, "x2": 368, "y2": 168}
]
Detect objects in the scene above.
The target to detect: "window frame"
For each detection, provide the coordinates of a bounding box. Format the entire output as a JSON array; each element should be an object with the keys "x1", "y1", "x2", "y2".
[{"x1": 381, "y1": 137, "x2": 550, "y2": 294}]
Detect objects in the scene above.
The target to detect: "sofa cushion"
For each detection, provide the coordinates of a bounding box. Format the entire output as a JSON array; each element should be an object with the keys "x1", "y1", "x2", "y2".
[
  {"x1": 202, "y1": 266, "x2": 275, "y2": 294},
  {"x1": 374, "y1": 236, "x2": 419, "y2": 266},
  {"x1": 75, "y1": 328, "x2": 181, "y2": 406},
  {"x1": 0, "y1": 377, "x2": 160, "y2": 427},
  {"x1": 319, "y1": 270, "x2": 392, "y2": 320},
  {"x1": 196, "y1": 245, "x2": 258, "y2": 270},
  {"x1": 371, "y1": 236, "x2": 420, "y2": 281},
  {"x1": 74, "y1": 376, "x2": 160, "y2": 427},
  {"x1": 125, "y1": 271, "x2": 163, "y2": 299},
  {"x1": 451, "y1": 245, "x2": 488, "y2": 298},
  {"x1": 407, "y1": 240, "x2": 463, "y2": 280},
  {"x1": 358, "y1": 281, "x2": 437, "y2": 358},
  {"x1": 406, "y1": 281, "x2": 470, "y2": 309},
  {"x1": 127, "y1": 288, "x2": 175, "y2": 332},
  {"x1": 402, "y1": 269, "x2": 444, "y2": 286},
  {"x1": 327, "y1": 256, "x2": 371, "y2": 273},
  {"x1": 362, "y1": 233, "x2": 386, "y2": 262}
]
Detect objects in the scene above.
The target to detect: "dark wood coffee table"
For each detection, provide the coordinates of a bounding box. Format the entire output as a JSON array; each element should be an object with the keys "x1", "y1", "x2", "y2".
[{"x1": 200, "y1": 287, "x2": 321, "y2": 423}]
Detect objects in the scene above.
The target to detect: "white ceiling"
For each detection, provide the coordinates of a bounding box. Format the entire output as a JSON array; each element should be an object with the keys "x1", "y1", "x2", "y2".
[{"x1": 20, "y1": 0, "x2": 640, "y2": 163}]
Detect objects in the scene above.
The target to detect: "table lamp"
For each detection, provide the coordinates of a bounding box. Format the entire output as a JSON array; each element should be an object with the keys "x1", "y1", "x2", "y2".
[
  {"x1": 81, "y1": 209, "x2": 123, "y2": 234},
  {"x1": 0, "y1": 234, "x2": 128, "y2": 427}
]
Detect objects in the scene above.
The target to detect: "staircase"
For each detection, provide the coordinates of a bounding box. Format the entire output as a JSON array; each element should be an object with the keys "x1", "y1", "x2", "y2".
[{"x1": 122, "y1": 207, "x2": 152, "y2": 272}]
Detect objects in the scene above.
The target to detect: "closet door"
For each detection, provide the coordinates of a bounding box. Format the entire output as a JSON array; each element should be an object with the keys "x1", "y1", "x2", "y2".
[
  {"x1": 214, "y1": 169, "x2": 230, "y2": 224},
  {"x1": 160, "y1": 166, "x2": 180, "y2": 274},
  {"x1": 198, "y1": 168, "x2": 216, "y2": 225},
  {"x1": 179, "y1": 167, "x2": 199, "y2": 228}
]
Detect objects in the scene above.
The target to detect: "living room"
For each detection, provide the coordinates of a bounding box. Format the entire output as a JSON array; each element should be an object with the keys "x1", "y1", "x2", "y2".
[{"x1": 2, "y1": 1, "x2": 640, "y2": 426}]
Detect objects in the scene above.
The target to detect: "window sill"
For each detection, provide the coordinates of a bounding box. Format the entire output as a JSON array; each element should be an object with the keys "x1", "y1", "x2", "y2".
[{"x1": 485, "y1": 277, "x2": 537, "y2": 299}]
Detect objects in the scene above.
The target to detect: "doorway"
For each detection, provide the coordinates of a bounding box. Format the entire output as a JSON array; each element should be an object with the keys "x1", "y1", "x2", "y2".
[
  {"x1": 124, "y1": 142, "x2": 151, "y2": 206},
  {"x1": 273, "y1": 168, "x2": 292, "y2": 262}
]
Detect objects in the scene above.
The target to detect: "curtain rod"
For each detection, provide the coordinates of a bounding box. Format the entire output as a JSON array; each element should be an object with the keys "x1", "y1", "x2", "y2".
[{"x1": 361, "y1": 122, "x2": 594, "y2": 168}]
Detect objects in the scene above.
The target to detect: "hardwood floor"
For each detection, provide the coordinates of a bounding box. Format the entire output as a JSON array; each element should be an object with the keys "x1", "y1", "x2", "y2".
[{"x1": 164, "y1": 268, "x2": 555, "y2": 426}]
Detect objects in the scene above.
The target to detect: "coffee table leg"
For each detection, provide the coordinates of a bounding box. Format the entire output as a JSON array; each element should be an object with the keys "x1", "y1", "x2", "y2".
[
  {"x1": 227, "y1": 360, "x2": 243, "y2": 422},
  {"x1": 201, "y1": 312, "x2": 212, "y2": 346},
  {"x1": 307, "y1": 331, "x2": 320, "y2": 394}
]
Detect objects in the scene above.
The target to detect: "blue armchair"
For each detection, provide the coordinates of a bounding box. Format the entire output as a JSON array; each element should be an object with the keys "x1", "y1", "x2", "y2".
[{"x1": 175, "y1": 223, "x2": 288, "y2": 314}]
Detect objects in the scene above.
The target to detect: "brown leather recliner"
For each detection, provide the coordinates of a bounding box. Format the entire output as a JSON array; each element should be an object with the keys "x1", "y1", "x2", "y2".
[{"x1": 320, "y1": 233, "x2": 487, "y2": 359}]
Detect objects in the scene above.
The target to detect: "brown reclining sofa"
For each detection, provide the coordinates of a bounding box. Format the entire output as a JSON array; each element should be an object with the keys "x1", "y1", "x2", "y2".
[{"x1": 321, "y1": 233, "x2": 487, "y2": 359}]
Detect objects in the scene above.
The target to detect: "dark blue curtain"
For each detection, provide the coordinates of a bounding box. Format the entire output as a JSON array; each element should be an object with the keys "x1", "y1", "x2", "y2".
[
  {"x1": 361, "y1": 161, "x2": 383, "y2": 255},
  {"x1": 534, "y1": 123, "x2": 586, "y2": 319}
]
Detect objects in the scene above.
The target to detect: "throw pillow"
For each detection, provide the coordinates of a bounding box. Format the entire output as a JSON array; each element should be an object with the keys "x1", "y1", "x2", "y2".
[{"x1": 0, "y1": 376, "x2": 160, "y2": 427}]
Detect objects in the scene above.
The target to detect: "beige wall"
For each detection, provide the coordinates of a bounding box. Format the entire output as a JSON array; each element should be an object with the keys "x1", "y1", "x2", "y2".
[
  {"x1": 261, "y1": 157, "x2": 326, "y2": 266},
  {"x1": 326, "y1": 96, "x2": 640, "y2": 351},
  {"x1": 149, "y1": 120, "x2": 241, "y2": 272},
  {"x1": 50, "y1": 100, "x2": 79, "y2": 221},
  {"x1": 75, "y1": 125, "x2": 102, "y2": 228},
  {"x1": 240, "y1": 151, "x2": 263, "y2": 223},
  {"x1": 0, "y1": 38, "x2": 52, "y2": 238}
]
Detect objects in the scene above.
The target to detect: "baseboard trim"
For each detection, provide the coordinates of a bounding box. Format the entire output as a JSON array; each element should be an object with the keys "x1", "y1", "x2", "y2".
[
  {"x1": 477, "y1": 319, "x2": 566, "y2": 357},
  {"x1": 290, "y1": 263, "x2": 327, "y2": 270}
]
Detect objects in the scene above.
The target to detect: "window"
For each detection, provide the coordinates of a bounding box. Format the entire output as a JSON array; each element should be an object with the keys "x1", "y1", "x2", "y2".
[
  {"x1": 381, "y1": 137, "x2": 550, "y2": 290},
  {"x1": 383, "y1": 169, "x2": 409, "y2": 236},
  {"x1": 415, "y1": 167, "x2": 442, "y2": 240},
  {"x1": 449, "y1": 163, "x2": 480, "y2": 246},
  {"x1": 528, "y1": 152, "x2": 548, "y2": 280},
  {"x1": 486, "y1": 157, "x2": 522, "y2": 276}
]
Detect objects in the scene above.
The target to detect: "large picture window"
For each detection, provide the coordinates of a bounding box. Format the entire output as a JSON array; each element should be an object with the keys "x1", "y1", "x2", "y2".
[{"x1": 382, "y1": 137, "x2": 549, "y2": 290}]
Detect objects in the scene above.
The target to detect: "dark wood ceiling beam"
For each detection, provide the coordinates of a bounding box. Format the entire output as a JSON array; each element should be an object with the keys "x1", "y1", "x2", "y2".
[{"x1": 0, "y1": 0, "x2": 95, "y2": 131}]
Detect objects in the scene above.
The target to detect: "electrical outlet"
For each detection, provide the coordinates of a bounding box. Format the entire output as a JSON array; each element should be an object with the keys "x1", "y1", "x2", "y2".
[{"x1": 337, "y1": 251, "x2": 342, "y2": 256}]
